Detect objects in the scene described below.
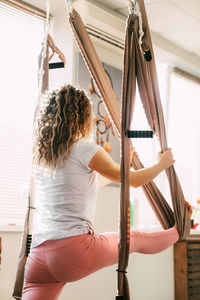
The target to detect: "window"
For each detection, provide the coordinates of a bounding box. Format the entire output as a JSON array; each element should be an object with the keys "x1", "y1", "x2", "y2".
[
  {"x1": 0, "y1": 2, "x2": 44, "y2": 228},
  {"x1": 167, "y1": 71, "x2": 200, "y2": 207},
  {"x1": 131, "y1": 65, "x2": 200, "y2": 230},
  {"x1": 131, "y1": 63, "x2": 170, "y2": 230}
]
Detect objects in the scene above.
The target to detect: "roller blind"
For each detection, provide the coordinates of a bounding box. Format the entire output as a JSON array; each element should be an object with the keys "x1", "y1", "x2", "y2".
[
  {"x1": 0, "y1": 2, "x2": 44, "y2": 227},
  {"x1": 167, "y1": 71, "x2": 200, "y2": 207}
]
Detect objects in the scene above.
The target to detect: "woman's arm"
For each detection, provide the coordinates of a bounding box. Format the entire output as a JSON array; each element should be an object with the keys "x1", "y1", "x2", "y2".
[
  {"x1": 97, "y1": 148, "x2": 137, "y2": 187},
  {"x1": 89, "y1": 148, "x2": 175, "y2": 188},
  {"x1": 98, "y1": 174, "x2": 111, "y2": 187}
]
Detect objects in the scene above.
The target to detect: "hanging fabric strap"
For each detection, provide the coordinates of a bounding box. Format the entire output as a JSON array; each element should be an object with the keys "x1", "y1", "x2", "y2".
[
  {"x1": 66, "y1": 0, "x2": 190, "y2": 236},
  {"x1": 47, "y1": 34, "x2": 66, "y2": 66},
  {"x1": 66, "y1": 2, "x2": 190, "y2": 299},
  {"x1": 116, "y1": 13, "x2": 138, "y2": 297},
  {"x1": 12, "y1": 44, "x2": 49, "y2": 300},
  {"x1": 132, "y1": 0, "x2": 191, "y2": 239},
  {"x1": 127, "y1": 0, "x2": 144, "y2": 45}
]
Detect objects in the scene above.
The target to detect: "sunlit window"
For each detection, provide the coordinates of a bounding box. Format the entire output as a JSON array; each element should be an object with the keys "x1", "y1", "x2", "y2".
[
  {"x1": 131, "y1": 65, "x2": 200, "y2": 230},
  {"x1": 130, "y1": 63, "x2": 170, "y2": 230},
  {"x1": 167, "y1": 72, "x2": 200, "y2": 207},
  {"x1": 0, "y1": 3, "x2": 44, "y2": 227}
]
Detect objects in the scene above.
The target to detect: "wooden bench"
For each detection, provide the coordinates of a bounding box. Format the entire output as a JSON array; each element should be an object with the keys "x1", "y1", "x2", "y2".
[{"x1": 174, "y1": 235, "x2": 200, "y2": 300}]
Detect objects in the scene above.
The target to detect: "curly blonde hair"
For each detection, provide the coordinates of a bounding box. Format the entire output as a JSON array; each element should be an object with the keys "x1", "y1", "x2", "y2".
[{"x1": 33, "y1": 85, "x2": 92, "y2": 169}]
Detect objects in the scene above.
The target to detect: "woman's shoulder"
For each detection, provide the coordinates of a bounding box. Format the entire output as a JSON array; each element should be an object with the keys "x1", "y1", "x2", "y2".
[
  {"x1": 75, "y1": 138, "x2": 101, "y2": 168},
  {"x1": 75, "y1": 138, "x2": 99, "y2": 149}
]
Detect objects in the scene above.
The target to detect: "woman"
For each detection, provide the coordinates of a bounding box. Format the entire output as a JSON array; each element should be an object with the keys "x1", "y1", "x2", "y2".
[{"x1": 22, "y1": 84, "x2": 182, "y2": 299}]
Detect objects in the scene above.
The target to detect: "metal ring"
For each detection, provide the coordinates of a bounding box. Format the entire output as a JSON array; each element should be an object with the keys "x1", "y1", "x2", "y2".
[
  {"x1": 97, "y1": 100, "x2": 106, "y2": 119},
  {"x1": 96, "y1": 119, "x2": 107, "y2": 135}
]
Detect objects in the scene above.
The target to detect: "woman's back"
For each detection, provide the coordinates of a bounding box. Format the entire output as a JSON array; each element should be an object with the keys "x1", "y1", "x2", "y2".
[{"x1": 31, "y1": 139, "x2": 100, "y2": 248}]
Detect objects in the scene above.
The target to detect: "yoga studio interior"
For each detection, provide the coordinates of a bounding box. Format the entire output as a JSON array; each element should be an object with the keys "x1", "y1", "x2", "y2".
[{"x1": 0, "y1": 0, "x2": 200, "y2": 299}]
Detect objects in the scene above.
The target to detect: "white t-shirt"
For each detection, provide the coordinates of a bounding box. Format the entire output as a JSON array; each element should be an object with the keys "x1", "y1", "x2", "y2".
[{"x1": 31, "y1": 139, "x2": 101, "y2": 248}]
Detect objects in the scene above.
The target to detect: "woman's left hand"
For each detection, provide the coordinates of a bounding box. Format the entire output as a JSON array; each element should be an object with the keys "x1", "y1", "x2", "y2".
[{"x1": 130, "y1": 147, "x2": 139, "y2": 168}]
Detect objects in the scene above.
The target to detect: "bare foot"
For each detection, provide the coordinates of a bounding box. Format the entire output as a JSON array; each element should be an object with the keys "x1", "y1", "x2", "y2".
[
  {"x1": 175, "y1": 201, "x2": 192, "y2": 232},
  {"x1": 185, "y1": 201, "x2": 192, "y2": 218}
]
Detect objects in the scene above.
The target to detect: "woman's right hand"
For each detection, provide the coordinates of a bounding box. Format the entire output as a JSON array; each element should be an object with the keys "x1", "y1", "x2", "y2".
[{"x1": 158, "y1": 148, "x2": 175, "y2": 170}]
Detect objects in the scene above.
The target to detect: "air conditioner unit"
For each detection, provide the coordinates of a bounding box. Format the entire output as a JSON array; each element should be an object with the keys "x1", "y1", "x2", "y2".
[{"x1": 73, "y1": 0, "x2": 126, "y2": 54}]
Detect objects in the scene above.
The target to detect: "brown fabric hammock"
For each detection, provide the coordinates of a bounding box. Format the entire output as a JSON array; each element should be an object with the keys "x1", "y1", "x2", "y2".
[
  {"x1": 67, "y1": 2, "x2": 190, "y2": 298},
  {"x1": 13, "y1": 34, "x2": 67, "y2": 298},
  {"x1": 67, "y1": 6, "x2": 188, "y2": 234},
  {"x1": 130, "y1": 0, "x2": 190, "y2": 238}
]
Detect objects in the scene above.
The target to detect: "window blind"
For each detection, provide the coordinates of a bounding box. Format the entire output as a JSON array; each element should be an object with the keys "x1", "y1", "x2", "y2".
[
  {"x1": 167, "y1": 72, "x2": 200, "y2": 207},
  {"x1": 130, "y1": 63, "x2": 169, "y2": 230},
  {"x1": 0, "y1": 2, "x2": 44, "y2": 227}
]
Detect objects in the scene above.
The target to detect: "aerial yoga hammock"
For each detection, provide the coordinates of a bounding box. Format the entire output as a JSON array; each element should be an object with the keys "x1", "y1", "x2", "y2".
[
  {"x1": 12, "y1": 3, "x2": 66, "y2": 297},
  {"x1": 65, "y1": 0, "x2": 191, "y2": 299},
  {"x1": 12, "y1": 0, "x2": 191, "y2": 299}
]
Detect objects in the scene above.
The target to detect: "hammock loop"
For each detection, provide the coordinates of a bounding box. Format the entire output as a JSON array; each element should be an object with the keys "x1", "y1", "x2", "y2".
[
  {"x1": 35, "y1": 0, "x2": 51, "y2": 123},
  {"x1": 127, "y1": 0, "x2": 144, "y2": 46}
]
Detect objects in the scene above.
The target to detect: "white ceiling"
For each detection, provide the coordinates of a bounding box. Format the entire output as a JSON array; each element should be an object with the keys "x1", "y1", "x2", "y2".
[
  {"x1": 24, "y1": 0, "x2": 200, "y2": 61},
  {"x1": 92, "y1": 0, "x2": 200, "y2": 58}
]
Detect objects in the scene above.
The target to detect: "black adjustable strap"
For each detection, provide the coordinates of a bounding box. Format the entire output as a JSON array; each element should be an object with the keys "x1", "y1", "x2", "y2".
[
  {"x1": 128, "y1": 130, "x2": 153, "y2": 138},
  {"x1": 49, "y1": 62, "x2": 65, "y2": 69}
]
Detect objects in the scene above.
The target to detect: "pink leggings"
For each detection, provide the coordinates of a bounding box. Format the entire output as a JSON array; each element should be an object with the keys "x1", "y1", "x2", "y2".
[{"x1": 22, "y1": 227, "x2": 178, "y2": 300}]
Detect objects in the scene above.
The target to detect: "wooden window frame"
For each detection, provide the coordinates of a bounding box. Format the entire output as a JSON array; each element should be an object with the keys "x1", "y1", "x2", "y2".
[
  {"x1": 174, "y1": 67, "x2": 200, "y2": 86},
  {"x1": 1, "y1": 0, "x2": 47, "y2": 20}
]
